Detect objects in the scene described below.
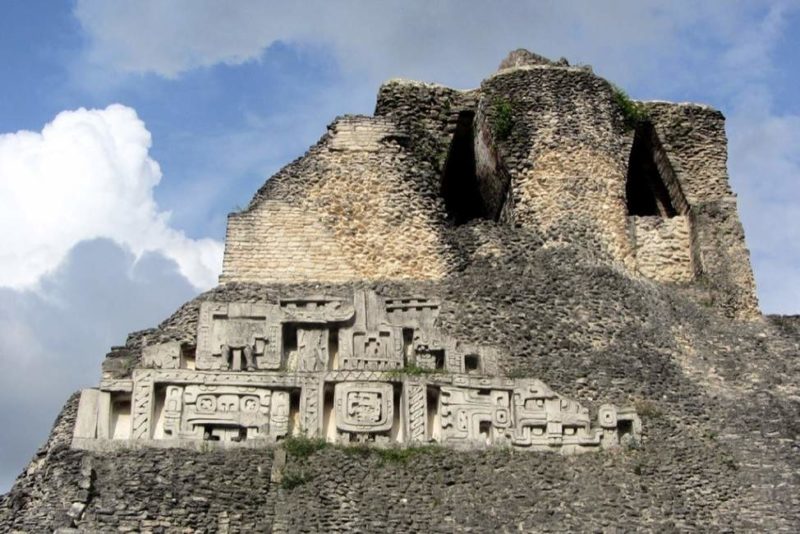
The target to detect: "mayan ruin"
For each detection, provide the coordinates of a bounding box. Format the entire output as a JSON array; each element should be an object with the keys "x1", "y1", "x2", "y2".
[{"x1": 2, "y1": 49, "x2": 799, "y2": 532}]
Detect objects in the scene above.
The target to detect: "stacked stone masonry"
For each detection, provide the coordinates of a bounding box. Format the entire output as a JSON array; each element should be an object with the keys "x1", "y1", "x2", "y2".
[{"x1": 221, "y1": 54, "x2": 758, "y2": 319}]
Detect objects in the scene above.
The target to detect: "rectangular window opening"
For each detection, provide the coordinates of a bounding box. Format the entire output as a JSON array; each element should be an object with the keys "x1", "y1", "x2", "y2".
[
  {"x1": 402, "y1": 328, "x2": 414, "y2": 366},
  {"x1": 328, "y1": 328, "x2": 339, "y2": 370},
  {"x1": 322, "y1": 385, "x2": 336, "y2": 442},
  {"x1": 110, "y1": 393, "x2": 131, "y2": 440},
  {"x1": 180, "y1": 345, "x2": 196, "y2": 370},
  {"x1": 289, "y1": 390, "x2": 301, "y2": 436},
  {"x1": 464, "y1": 354, "x2": 480, "y2": 373},
  {"x1": 282, "y1": 324, "x2": 298, "y2": 368},
  {"x1": 479, "y1": 420, "x2": 492, "y2": 441},
  {"x1": 390, "y1": 384, "x2": 404, "y2": 443},
  {"x1": 426, "y1": 387, "x2": 441, "y2": 442},
  {"x1": 433, "y1": 350, "x2": 445, "y2": 370}
]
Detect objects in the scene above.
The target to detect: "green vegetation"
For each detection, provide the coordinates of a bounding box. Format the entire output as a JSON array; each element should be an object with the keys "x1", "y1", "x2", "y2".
[
  {"x1": 385, "y1": 364, "x2": 443, "y2": 378},
  {"x1": 634, "y1": 399, "x2": 663, "y2": 419},
  {"x1": 280, "y1": 468, "x2": 314, "y2": 490},
  {"x1": 342, "y1": 444, "x2": 443, "y2": 465},
  {"x1": 720, "y1": 452, "x2": 739, "y2": 471},
  {"x1": 282, "y1": 435, "x2": 329, "y2": 458},
  {"x1": 612, "y1": 85, "x2": 648, "y2": 129},
  {"x1": 505, "y1": 368, "x2": 530, "y2": 379},
  {"x1": 623, "y1": 435, "x2": 643, "y2": 451},
  {"x1": 492, "y1": 98, "x2": 515, "y2": 140}
]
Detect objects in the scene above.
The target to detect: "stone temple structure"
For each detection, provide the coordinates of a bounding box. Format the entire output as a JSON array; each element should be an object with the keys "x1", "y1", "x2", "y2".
[{"x1": 3, "y1": 50, "x2": 799, "y2": 532}]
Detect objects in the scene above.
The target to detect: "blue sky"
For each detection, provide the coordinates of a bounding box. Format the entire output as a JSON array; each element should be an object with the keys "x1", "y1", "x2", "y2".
[{"x1": 0, "y1": 1, "x2": 798, "y2": 492}]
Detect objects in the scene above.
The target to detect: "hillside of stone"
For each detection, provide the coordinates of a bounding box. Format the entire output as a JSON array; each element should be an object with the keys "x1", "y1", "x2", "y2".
[{"x1": 2, "y1": 223, "x2": 799, "y2": 532}]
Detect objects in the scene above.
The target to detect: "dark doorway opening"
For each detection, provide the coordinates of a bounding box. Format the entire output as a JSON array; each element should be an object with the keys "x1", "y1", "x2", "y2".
[
  {"x1": 464, "y1": 354, "x2": 480, "y2": 373},
  {"x1": 626, "y1": 123, "x2": 677, "y2": 217},
  {"x1": 441, "y1": 111, "x2": 487, "y2": 224}
]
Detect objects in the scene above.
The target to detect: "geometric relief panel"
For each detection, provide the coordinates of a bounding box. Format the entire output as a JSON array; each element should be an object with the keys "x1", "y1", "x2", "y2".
[
  {"x1": 439, "y1": 386, "x2": 510, "y2": 444},
  {"x1": 74, "y1": 291, "x2": 641, "y2": 455},
  {"x1": 334, "y1": 382, "x2": 394, "y2": 433},
  {"x1": 155, "y1": 384, "x2": 289, "y2": 443},
  {"x1": 196, "y1": 302, "x2": 280, "y2": 371}
]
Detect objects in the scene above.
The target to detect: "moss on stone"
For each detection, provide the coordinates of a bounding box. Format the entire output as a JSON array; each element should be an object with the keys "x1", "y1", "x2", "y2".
[
  {"x1": 283, "y1": 435, "x2": 329, "y2": 458},
  {"x1": 492, "y1": 98, "x2": 515, "y2": 140},
  {"x1": 612, "y1": 85, "x2": 648, "y2": 129}
]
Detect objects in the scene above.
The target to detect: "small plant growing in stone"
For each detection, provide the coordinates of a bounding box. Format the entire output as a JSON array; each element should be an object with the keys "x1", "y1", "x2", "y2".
[
  {"x1": 612, "y1": 85, "x2": 648, "y2": 129},
  {"x1": 634, "y1": 399, "x2": 663, "y2": 418},
  {"x1": 506, "y1": 367, "x2": 531, "y2": 379},
  {"x1": 720, "y1": 452, "x2": 738, "y2": 471},
  {"x1": 492, "y1": 98, "x2": 515, "y2": 140},
  {"x1": 622, "y1": 433, "x2": 642, "y2": 450},
  {"x1": 338, "y1": 443, "x2": 442, "y2": 465},
  {"x1": 283, "y1": 435, "x2": 329, "y2": 458},
  {"x1": 385, "y1": 364, "x2": 443, "y2": 378},
  {"x1": 373, "y1": 444, "x2": 442, "y2": 465},
  {"x1": 280, "y1": 468, "x2": 313, "y2": 490}
]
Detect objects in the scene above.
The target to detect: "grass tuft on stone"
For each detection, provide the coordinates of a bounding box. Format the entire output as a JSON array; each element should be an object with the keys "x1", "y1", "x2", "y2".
[
  {"x1": 280, "y1": 468, "x2": 314, "y2": 490},
  {"x1": 634, "y1": 399, "x2": 663, "y2": 419},
  {"x1": 282, "y1": 435, "x2": 329, "y2": 458},
  {"x1": 492, "y1": 98, "x2": 515, "y2": 140},
  {"x1": 340, "y1": 444, "x2": 443, "y2": 465},
  {"x1": 612, "y1": 85, "x2": 648, "y2": 129},
  {"x1": 385, "y1": 364, "x2": 444, "y2": 378}
]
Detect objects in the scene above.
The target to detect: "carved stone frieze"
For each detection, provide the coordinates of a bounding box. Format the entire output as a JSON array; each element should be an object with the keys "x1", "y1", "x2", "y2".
[
  {"x1": 142, "y1": 341, "x2": 181, "y2": 369},
  {"x1": 335, "y1": 382, "x2": 394, "y2": 433},
  {"x1": 196, "y1": 302, "x2": 280, "y2": 371},
  {"x1": 280, "y1": 296, "x2": 354, "y2": 323},
  {"x1": 74, "y1": 291, "x2": 641, "y2": 454}
]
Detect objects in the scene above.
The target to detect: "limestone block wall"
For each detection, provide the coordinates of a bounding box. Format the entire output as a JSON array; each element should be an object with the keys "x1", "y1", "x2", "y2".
[
  {"x1": 646, "y1": 102, "x2": 758, "y2": 316},
  {"x1": 645, "y1": 103, "x2": 733, "y2": 203},
  {"x1": 478, "y1": 65, "x2": 634, "y2": 266},
  {"x1": 221, "y1": 115, "x2": 455, "y2": 284},
  {"x1": 629, "y1": 215, "x2": 693, "y2": 283},
  {"x1": 691, "y1": 200, "x2": 760, "y2": 317},
  {"x1": 221, "y1": 201, "x2": 359, "y2": 283}
]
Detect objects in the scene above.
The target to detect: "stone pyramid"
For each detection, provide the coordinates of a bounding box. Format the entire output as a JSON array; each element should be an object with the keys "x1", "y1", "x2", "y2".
[{"x1": 2, "y1": 50, "x2": 798, "y2": 532}]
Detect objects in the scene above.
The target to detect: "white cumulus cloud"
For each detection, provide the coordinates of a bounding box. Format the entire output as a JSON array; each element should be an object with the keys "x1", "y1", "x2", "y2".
[{"x1": 0, "y1": 104, "x2": 223, "y2": 290}]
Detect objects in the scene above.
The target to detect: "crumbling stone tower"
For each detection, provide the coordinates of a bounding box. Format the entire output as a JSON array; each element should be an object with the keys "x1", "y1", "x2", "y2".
[
  {"x1": 223, "y1": 48, "x2": 758, "y2": 318},
  {"x1": 3, "y1": 51, "x2": 798, "y2": 533}
]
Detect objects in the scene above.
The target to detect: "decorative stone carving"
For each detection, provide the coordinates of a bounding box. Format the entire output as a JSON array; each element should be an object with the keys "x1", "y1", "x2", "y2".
[
  {"x1": 270, "y1": 391, "x2": 291, "y2": 438},
  {"x1": 439, "y1": 386, "x2": 510, "y2": 445},
  {"x1": 349, "y1": 328, "x2": 403, "y2": 370},
  {"x1": 197, "y1": 302, "x2": 280, "y2": 371},
  {"x1": 176, "y1": 385, "x2": 274, "y2": 441},
  {"x1": 405, "y1": 382, "x2": 427, "y2": 443},
  {"x1": 99, "y1": 378, "x2": 133, "y2": 392},
  {"x1": 280, "y1": 296, "x2": 354, "y2": 323},
  {"x1": 131, "y1": 371, "x2": 155, "y2": 440},
  {"x1": 142, "y1": 341, "x2": 181, "y2": 369},
  {"x1": 73, "y1": 292, "x2": 641, "y2": 454},
  {"x1": 300, "y1": 377, "x2": 322, "y2": 437},
  {"x1": 292, "y1": 328, "x2": 328, "y2": 372},
  {"x1": 509, "y1": 382, "x2": 599, "y2": 449},
  {"x1": 335, "y1": 382, "x2": 394, "y2": 433},
  {"x1": 383, "y1": 297, "x2": 440, "y2": 329}
]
